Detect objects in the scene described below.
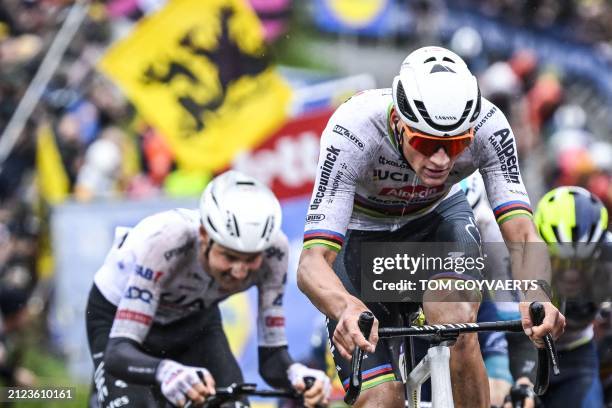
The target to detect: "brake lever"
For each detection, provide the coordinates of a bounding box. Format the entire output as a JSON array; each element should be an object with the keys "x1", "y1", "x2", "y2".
[
  {"x1": 184, "y1": 371, "x2": 219, "y2": 408},
  {"x1": 344, "y1": 311, "x2": 374, "y2": 405},
  {"x1": 529, "y1": 302, "x2": 560, "y2": 396}
]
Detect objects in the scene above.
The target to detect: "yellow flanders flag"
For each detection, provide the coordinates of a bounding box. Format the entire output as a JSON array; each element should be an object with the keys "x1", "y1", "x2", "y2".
[
  {"x1": 36, "y1": 124, "x2": 70, "y2": 205},
  {"x1": 98, "y1": 0, "x2": 292, "y2": 172}
]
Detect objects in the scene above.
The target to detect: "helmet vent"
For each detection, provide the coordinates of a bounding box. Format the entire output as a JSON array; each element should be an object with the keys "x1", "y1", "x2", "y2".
[
  {"x1": 587, "y1": 224, "x2": 597, "y2": 242},
  {"x1": 232, "y1": 214, "x2": 240, "y2": 237},
  {"x1": 423, "y1": 57, "x2": 436, "y2": 63},
  {"x1": 551, "y1": 225, "x2": 562, "y2": 243},
  {"x1": 430, "y1": 64, "x2": 456, "y2": 74},
  {"x1": 261, "y1": 216, "x2": 271, "y2": 239},
  {"x1": 537, "y1": 225, "x2": 545, "y2": 240},
  {"x1": 470, "y1": 86, "x2": 482, "y2": 122},
  {"x1": 414, "y1": 100, "x2": 430, "y2": 120},
  {"x1": 236, "y1": 181, "x2": 255, "y2": 186},
  {"x1": 443, "y1": 56, "x2": 455, "y2": 63},
  {"x1": 207, "y1": 216, "x2": 218, "y2": 233},
  {"x1": 460, "y1": 101, "x2": 473, "y2": 123},
  {"x1": 571, "y1": 225, "x2": 579, "y2": 242},
  {"x1": 396, "y1": 81, "x2": 418, "y2": 122},
  {"x1": 211, "y1": 192, "x2": 219, "y2": 207}
]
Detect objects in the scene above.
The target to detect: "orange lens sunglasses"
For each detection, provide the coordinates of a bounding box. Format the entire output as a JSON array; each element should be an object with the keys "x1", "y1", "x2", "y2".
[{"x1": 400, "y1": 124, "x2": 474, "y2": 158}]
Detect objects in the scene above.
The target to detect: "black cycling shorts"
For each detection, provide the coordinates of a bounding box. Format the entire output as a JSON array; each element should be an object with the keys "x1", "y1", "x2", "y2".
[
  {"x1": 86, "y1": 284, "x2": 244, "y2": 408},
  {"x1": 327, "y1": 191, "x2": 482, "y2": 391}
]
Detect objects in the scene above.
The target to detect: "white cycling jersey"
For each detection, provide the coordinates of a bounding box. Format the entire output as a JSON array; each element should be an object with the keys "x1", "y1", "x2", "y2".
[
  {"x1": 303, "y1": 89, "x2": 532, "y2": 251},
  {"x1": 93, "y1": 208, "x2": 288, "y2": 347},
  {"x1": 461, "y1": 171, "x2": 504, "y2": 243}
]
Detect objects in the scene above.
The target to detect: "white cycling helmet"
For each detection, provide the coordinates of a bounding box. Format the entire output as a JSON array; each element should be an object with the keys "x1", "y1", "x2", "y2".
[
  {"x1": 392, "y1": 46, "x2": 481, "y2": 137},
  {"x1": 199, "y1": 170, "x2": 282, "y2": 253}
]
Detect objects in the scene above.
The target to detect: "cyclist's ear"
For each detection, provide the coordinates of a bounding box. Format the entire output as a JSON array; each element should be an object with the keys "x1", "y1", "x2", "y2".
[{"x1": 390, "y1": 107, "x2": 399, "y2": 124}]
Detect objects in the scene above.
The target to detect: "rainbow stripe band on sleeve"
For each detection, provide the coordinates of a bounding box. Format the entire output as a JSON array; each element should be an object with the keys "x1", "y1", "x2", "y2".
[
  {"x1": 303, "y1": 229, "x2": 345, "y2": 252},
  {"x1": 494, "y1": 200, "x2": 533, "y2": 225}
]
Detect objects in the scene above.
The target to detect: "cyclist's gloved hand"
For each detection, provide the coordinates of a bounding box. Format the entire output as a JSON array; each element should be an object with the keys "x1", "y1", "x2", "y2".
[
  {"x1": 502, "y1": 377, "x2": 541, "y2": 408},
  {"x1": 156, "y1": 359, "x2": 216, "y2": 407},
  {"x1": 287, "y1": 363, "x2": 331, "y2": 407},
  {"x1": 519, "y1": 301, "x2": 565, "y2": 347}
]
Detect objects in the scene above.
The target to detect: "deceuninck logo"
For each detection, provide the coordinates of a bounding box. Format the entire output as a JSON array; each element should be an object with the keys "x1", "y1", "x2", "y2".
[{"x1": 310, "y1": 145, "x2": 341, "y2": 210}]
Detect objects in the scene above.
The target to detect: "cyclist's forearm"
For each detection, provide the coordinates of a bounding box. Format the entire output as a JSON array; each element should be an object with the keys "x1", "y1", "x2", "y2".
[
  {"x1": 501, "y1": 217, "x2": 552, "y2": 284},
  {"x1": 104, "y1": 337, "x2": 162, "y2": 384},
  {"x1": 258, "y1": 345, "x2": 293, "y2": 388},
  {"x1": 297, "y1": 248, "x2": 361, "y2": 320}
]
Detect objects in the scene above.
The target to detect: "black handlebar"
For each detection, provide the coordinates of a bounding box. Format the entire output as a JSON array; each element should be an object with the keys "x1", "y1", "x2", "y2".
[
  {"x1": 183, "y1": 376, "x2": 322, "y2": 408},
  {"x1": 343, "y1": 302, "x2": 560, "y2": 405}
]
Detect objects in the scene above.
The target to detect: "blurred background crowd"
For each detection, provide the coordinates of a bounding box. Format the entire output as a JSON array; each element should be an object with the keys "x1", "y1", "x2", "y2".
[{"x1": 0, "y1": 0, "x2": 611, "y2": 406}]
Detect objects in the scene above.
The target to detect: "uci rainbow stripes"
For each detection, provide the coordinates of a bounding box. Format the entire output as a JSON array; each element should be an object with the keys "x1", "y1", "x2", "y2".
[
  {"x1": 303, "y1": 229, "x2": 345, "y2": 252},
  {"x1": 494, "y1": 200, "x2": 533, "y2": 225},
  {"x1": 342, "y1": 364, "x2": 396, "y2": 391}
]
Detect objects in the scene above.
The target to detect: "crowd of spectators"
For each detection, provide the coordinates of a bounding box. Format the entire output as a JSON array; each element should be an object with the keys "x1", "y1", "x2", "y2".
[
  {"x1": 444, "y1": 23, "x2": 612, "y2": 213},
  {"x1": 0, "y1": 0, "x2": 195, "y2": 389},
  {"x1": 0, "y1": 0, "x2": 295, "y2": 387},
  {"x1": 453, "y1": 0, "x2": 612, "y2": 46}
]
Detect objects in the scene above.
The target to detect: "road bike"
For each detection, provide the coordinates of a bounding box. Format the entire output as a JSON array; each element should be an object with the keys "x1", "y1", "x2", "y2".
[{"x1": 344, "y1": 302, "x2": 560, "y2": 407}]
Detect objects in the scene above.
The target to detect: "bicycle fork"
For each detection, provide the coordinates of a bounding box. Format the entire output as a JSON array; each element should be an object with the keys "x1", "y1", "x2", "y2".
[{"x1": 404, "y1": 342, "x2": 455, "y2": 408}]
